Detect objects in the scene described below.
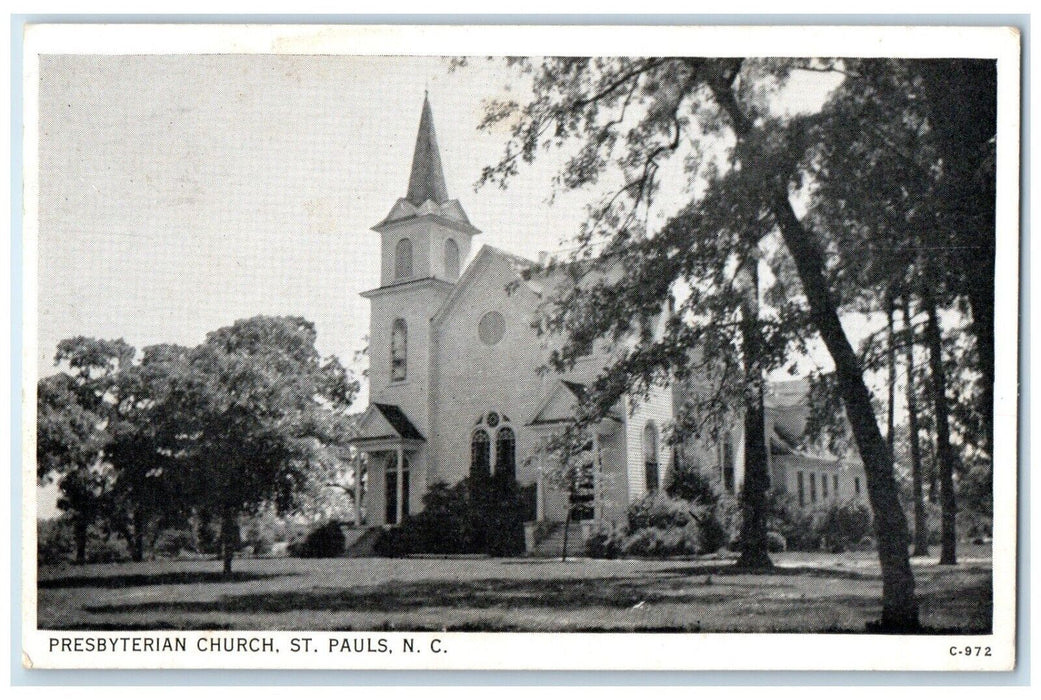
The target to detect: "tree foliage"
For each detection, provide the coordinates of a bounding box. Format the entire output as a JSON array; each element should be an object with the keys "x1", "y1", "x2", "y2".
[
  {"x1": 471, "y1": 56, "x2": 992, "y2": 630},
  {"x1": 36, "y1": 316, "x2": 359, "y2": 573}
]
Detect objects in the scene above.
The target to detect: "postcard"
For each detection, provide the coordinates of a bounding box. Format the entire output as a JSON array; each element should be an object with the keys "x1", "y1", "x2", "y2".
[{"x1": 20, "y1": 23, "x2": 1020, "y2": 671}]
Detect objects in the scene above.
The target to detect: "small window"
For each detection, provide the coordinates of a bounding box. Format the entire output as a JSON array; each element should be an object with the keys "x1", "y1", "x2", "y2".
[
  {"x1": 471, "y1": 429, "x2": 491, "y2": 480},
  {"x1": 643, "y1": 422, "x2": 660, "y2": 492},
  {"x1": 395, "y1": 237, "x2": 413, "y2": 281},
  {"x1": 810, "y1": 473, "x2": 818, "y2": 503},
  {"x1": 390, "y1": 319, "x2": 407, "y2": 382},
  {"x1": 833, "y1": 474, "x2": 839, "y2": 497},
  {"x1": 478, "y1": 311, "x2": 506, "y2": 345},
  {"x1": 444, "y1": 238, "x2": 460, "y2": 279},
  {"x1": 797, "y1": 471, "x2": 805, "y2": 507},
  {"x1": 854, "y1": 476, "x2": 862, "y2": 496},
  {"x1": 822, "y1": 473, "x2": 829, "y2": 499}
]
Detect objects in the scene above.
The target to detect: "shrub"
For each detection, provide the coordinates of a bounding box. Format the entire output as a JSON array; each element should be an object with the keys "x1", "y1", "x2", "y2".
[
  {"x1": 38, "y1": 518, "x2": 131, "y2": 565},
  {"x1": 767, "y1": 531, "x2": 787, "y2": 553},
  {"x1": 585, "y1": 494, "x2": 725, "y2": 559},
  {"x1": 854, "y1": 535, "x2": 876, "y2": 552},
  {"x1": 375, "y1": 477, "x2": 527, "y2": 557},
  {"x1": 84, "y1": 537, "x2": 129, "y2": 564},
  {"x1": 372, "y1": 525, "x2": 407, "y2": 557},
  {"x1": 815, "y1": 499, "x2": 873, "y2": 552},
  {"x1": 957, "y1": 509, "x2": 992, "y2": 542},
  {"x1": 626, "y1": 492, "x2": 693, "y2": 531},
  {"x1": 480, "y1": 476, "x2": 527, "y2": 556},
  {"x1": 241, "y1": 510, "x2": 286, "y2": 557},
  {"x1": 766, "y1": 493, "x2": 874, "y2": 553},
  {"x1": 154, "y1": 528, "x2": 196, "y2": 558},
  {"x1": 665, "y1": 461, "x2": 721, "y2": 507},
  {"x1": 585, "y1": 521, "x2": 623, "y2": 559},
  {"x1": 291, "y1": 521, "x2": 348, "y2": 558},
  {"x1": 621, "y1": 524, "x2": 702, "y2": 557},
  {"x1": 37, "y1": 518, "x2": 75, "y2": 566},
  {"x1": 767, "y1": 492, "x2": 820, "y2": 552},
  {"x1": 692, "y1": 505, "x2": 728, "y2": 554},
  {"x1": 376, "y1": 480, "x2": 481, "y2": 556},
  {"x1": 194, "y1": 514, "x2": 225, "y2": 555}
]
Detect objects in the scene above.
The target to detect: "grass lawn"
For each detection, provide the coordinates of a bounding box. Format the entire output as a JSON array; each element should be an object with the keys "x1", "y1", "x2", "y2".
[{"x1": 36, "y1": 547, "x2": 992, "y2": 633}]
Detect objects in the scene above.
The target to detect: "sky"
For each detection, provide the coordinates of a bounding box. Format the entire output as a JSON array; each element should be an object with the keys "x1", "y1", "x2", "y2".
[
  {"x1": 37, "y1": 55, "x2": 598, "y2": 390},
  {"x1": 35, "y1": 54, "x2": 843, "y2": 517},
  {"x1": 37, "y1": 55, "x2": 844, "y2": 392}
]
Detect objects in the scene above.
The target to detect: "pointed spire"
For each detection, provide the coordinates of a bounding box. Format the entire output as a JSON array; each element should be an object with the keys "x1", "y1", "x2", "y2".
[{"x1": 405, "y1": 95, "x2": 450, "y2": 206}]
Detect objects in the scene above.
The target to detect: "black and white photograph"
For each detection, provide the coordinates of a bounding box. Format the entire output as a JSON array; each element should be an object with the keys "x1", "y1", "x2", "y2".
[{"x1": 19, "y1": 24, "x2": 1020, "y2": 671}]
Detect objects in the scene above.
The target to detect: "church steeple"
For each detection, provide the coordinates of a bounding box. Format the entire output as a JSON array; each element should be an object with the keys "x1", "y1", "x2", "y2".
[
  {"x1": 405, "y1": 95, "x2": 450, "y2": 206},
  {"x1": 374, "y1": 95, "x2": 480, "y2": 235},
  {"x1": 370, "y1": 95, "x2": 480, "y2": 288}
]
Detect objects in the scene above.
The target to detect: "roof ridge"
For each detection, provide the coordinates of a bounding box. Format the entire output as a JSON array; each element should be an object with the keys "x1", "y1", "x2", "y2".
[{"x1": 481, "y1": 244, "x2": 537, "y2": 266}]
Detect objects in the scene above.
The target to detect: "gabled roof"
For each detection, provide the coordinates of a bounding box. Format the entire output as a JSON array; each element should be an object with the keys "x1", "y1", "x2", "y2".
[
  {"x1": 769, "y1": 424, "x2": 798, "y2": 456},
  {"x1": 561, "y1": 380, "x2": 588, "y2": 402},
  {"x1": 528, "y1": 379, "x2": 621, "y2": 427},
  {"x1": 373, "y1": 403, "x2": 424, "y2": 440},
  {"x1": 406, "y1": 95, "x2": 449, "y2": 206},
  {"x1": 431, "y1": 244, "x2": 538, "y2": 328},
  {"x1": 350, "y1": 403, "x2": 425, "y2": 443}
]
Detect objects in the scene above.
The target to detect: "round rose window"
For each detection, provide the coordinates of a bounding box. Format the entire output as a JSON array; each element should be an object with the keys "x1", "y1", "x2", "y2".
[{"x1": 478, "y1": 311, "x2": 505, "y2": 345}]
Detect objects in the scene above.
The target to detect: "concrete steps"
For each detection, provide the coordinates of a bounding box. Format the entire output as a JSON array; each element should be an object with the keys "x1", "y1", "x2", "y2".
[
  {"x1": 527, "y1": 521, "x2": 588, "y2": 559},
  {"x1": 342, "y1": 526, "x2": 382, "y2": 557}
]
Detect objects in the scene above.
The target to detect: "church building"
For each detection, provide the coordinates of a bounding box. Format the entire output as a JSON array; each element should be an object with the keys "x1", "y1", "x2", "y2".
[{"x1": 349, "y1": 97, "x2": 866, "y2": 545}]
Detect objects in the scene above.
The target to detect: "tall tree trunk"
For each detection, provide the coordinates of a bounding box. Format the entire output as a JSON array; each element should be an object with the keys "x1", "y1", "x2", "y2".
[
  {"x1": 220, "y1": 507, "x2": 237, "y2": 576},
  {"x1": 561, "y1": 507, "x2": 572, "y2": 563},
  {"x1": 928, "y1": 449, "x2": 940, "y2": 504},
  {"x1": 74, "y1": 513, "x2": 88, "y2": 565},
  {"x1": 736, "y1": 255, "x2": 772, "y2": 570},
  {"x1": 966, "y1": 282, "x2": 995, "y2": 457},
  {"x1": 886, "y1": 296, "x2": 897, "y2": 461},
  {"x1": 903, "y1": 299, "x2": 930, "y2": 557},
  {"x1": 918, "y1": 59, "x2": 996, "y2": 458},
  {"x1": 922, "y1": 285, "x2": 958, "y2": 565},
  {"x1": 131, "y1": 509, "x2": 145, "y2": 563},
  {"x1": 771, "y1": 192, "x2": 918, "y2": 630},
  {"x1": 711, "y1": 71, "x2": 917, "y2": 630}
]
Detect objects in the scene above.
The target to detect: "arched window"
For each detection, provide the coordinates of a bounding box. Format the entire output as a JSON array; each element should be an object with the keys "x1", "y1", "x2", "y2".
[
  {"x1": 395, "y1": 237, "x2": 413, "y2": 281},
  {"x1": 471, "y1": 429, "x2": 491, "y2": 480},
  {"x1": 643, "y1": 422, "x2": 660, "y2": 492},
  {"x1": 495, "y1": 427, "x2": 516, "y2": 481},
  {"x1": 390, "y1": 319, "x2": 407, "y2": 382},
  {"x1": 444, "y1": 238, "x2": 460, "y2": 279}
]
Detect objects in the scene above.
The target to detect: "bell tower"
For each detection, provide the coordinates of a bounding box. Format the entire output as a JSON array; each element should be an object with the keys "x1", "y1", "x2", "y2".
[
  {"x1": 362, "y1": 96, "x2": 481, "y2": 427},
  {"x1": 372, "y1": 95, "x2": 480, "y2": 287}
]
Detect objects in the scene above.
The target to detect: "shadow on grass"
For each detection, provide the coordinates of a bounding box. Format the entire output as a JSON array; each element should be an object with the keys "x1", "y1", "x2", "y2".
[
  {"x1": 497, "y1": 559, "x2": 886, "y2": 581},
  {"x1": 82, "y1": 573, "x2": 774, "y2": 616},
  {"x1": 38, "y1": 570, "x2": 282, "y2": 590},
  {"x1": 48, "y1": 559, "x2": 992, "y2": 634},
  {"x1": 648, "y1": 563, "x2": 882, "y2": 581}
]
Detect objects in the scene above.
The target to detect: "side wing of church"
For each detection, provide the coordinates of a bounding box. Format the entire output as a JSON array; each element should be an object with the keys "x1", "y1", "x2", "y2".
[{"x1": 349, "y1": 97, "x2": 867, "y2": 544}]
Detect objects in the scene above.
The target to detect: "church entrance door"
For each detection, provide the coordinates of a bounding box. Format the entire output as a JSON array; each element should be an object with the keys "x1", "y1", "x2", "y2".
[{"x1": 384, "y1": 455, "x2": 410, "y2": 525}]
